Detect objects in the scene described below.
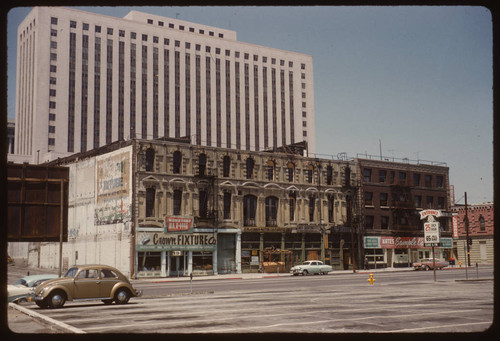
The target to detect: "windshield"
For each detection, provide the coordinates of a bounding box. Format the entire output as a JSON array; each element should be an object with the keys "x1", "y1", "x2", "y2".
[
  {"x1": 13, "y1": 279, "x2": 28, "y2": 287},
  {"x1": 64, "y1": 267, "x2": 79, "y2": 278}
]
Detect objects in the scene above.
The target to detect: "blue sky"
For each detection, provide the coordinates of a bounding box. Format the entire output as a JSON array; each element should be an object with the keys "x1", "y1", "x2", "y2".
[{"x1": 6, "y1": 6, "x2": 493, "y2": 203}]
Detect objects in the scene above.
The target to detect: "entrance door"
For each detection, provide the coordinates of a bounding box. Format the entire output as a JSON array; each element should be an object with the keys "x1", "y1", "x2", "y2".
[
  {"x1": 170, "y1": 253, "x2": 185, "y2": 276},
  {"x1": 343, "y1": 250, "x2": 351, "y2": 270},
  {"x1": 218, "y1": 233, "x2": 236, "y2": 273}
]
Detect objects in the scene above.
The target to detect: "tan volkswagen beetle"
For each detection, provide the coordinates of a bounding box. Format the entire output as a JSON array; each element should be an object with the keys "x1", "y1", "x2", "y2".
[{"x1": 32, "y1": 265, "x2": 142, "y2": 309}]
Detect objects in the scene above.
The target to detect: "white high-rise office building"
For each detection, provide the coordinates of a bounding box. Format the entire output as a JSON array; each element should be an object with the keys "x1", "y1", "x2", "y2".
[{"x1": 14, "y1": 7, "x2": 315, "y2": 163}]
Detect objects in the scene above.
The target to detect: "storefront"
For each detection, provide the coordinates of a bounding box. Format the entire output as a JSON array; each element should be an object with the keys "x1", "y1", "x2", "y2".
[
  {"x1": 363, "y1": 236, "x2": 453, "y2": 269},
  {"x1": 135, "y1": 224, "x2": 241, "y2": 278}
]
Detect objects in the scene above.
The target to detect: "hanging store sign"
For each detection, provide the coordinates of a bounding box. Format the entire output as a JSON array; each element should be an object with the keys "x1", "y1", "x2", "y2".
[
  {"x1": 165, "y1": 216, "x2": 193, "y2": 233},
  {"x1": 419, "y1": 209, "x2": 443, "y2": 220},
  {"x1": 364, "y1": 236, "x2": 453, "y2": 249},
  {"x1": 136, "y1": 230, "x2": 216, "y2": 251}
]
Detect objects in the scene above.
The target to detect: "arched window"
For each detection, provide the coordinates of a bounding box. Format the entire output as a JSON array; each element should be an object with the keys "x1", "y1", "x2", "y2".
[
  {"x1": 265, "y1": 196, "x2": 278, "y2": 227},
  {"x1": 243, "y1": 194, "x2": 257, "y2": 226},
  {"x1": 198, "y1": 153, "x2": 207, "y2": 176},
  {"x1": 145, "y1": 148, "x2": 155, "y2": 172},
  {"x1": 266, "y1": 160, "x2": 275, "y2": 181},
  {"x1": 289, "y1": 192, "x2": 296, "y2": 222},
  {"x1": 173, "y1": 151, "x2": 182, "y2": 174},
  {"x1": 222, "y1": 155, "x2": 231, "y2": 177},
  {"x1": 479, "y1": 215, "x2": 486, "y2": 231},
  {"x1": 287, "y1": 162, "x2": 295, "y2": 182},
  {"x1": 246, "y1": 158, "x2": 255, "y2": 179}
]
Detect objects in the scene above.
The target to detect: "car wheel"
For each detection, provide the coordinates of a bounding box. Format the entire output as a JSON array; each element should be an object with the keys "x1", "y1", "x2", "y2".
[
  {"x1": 114, "y1": 288, "x2": 130, "y2": 304},
  {"x1": 102, "y1": 299, "x2": 113, "y2": 305},
  {"x1": 423, "y1": 265, "x2": 430, "y2": 271},
  {"x1": 323, "y1": 272, "x2": 328, "y2": 275},
  {"x1": 302, "y1": 270, "x2": 308, "y2": 276},
  {"x1": 48, "y1": 290, "x2": 66, "y2": 309}
]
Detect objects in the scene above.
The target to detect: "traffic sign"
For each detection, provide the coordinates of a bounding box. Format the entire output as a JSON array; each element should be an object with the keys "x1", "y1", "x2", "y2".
[{"x1": 424, "y1": 222, "x2": 440, "y2": 243}]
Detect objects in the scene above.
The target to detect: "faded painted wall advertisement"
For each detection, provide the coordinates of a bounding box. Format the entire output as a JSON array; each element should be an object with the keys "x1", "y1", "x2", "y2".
[{"x1": 95, "y1": 148, "x2": 132, "y2": 225}]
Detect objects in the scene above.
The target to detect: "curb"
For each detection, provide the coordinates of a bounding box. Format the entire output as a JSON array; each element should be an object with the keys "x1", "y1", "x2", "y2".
[{"x1": 8, "y1": 303, "x2": 86, "y2": 334}]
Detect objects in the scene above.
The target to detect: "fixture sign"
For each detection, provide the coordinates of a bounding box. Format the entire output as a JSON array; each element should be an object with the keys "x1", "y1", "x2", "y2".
[{"x1": 165, "y1": 216, "x2": 193, "y2": 233}]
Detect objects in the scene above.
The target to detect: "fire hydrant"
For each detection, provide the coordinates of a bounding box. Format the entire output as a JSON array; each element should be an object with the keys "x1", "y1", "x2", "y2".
[{"x1": 367, "y1": 274, "x2": 376, "y2": 285}]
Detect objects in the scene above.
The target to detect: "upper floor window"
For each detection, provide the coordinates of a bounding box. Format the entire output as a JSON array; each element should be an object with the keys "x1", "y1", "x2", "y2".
[
  {"x1": 243, "y1": 195, "x2": 257, "y2": 226},
  {"x1": 364, "y1": 192, "x2": 373, "y2": 206},
  {"x1": 413, "y1": 173, "x2": 421, "y2": 186},
  {"x1": 363, "y1": 168, "x2": 371, "y2": 183},
  {"x1": 145, "y1": 187, "x2": 155, "y2": 217},
  {"x1": 222, "y1": 155, "x2": 231, "y2": 177},
  {"x1": 307, "y1": 164, "x2": 314, "y2": 184},
  {"x1": 223, "y1": 192, "x2": 231, "y2": 220},
  {"x1": 425, "y1": 175, "x2": 432, "y2": 187},
  {"x1": 327, "y1": 195, "x2": 335, "y2": 223},
  {"x1": 145, "y1": 148, "x2": 155, "y2": 171},
  {"x1": 436, "y1": 175, "x2": 444, "y2": 188},
  {"x1": 289, "y1": 193, "x2": 296, "y2": 222},
  {"x1": 379, "y1": 170, "x2": 387, "y2": 183},
  {"x1": 246, "y1": 157, "x2": 255, "y2": 179},
  {"x1": 287, "y1": 162, "x2": 295, "y2": 182},
  {"x1": 326, "y1": 165, "x2": 333, "y2": 185},
  {"x1": 173, "y1": 151, "x2": 182, "y2": 174},
  {"x1": 173, "y1": 189, "x2": 182, "y2": 215},
  {"x1": 198, "y1": 153, "x2": 207, "y2": 176},
  {"x1": 265, "y1": 196, "x2": 278, "y2": 227},
  {"x1": 266, "y1": 160, "x2": 275, "y2": 181},
  {"x1": 479, "y1": 215, "x2": 486, "y2": 231},
  {"x1": 308, "y1": 195, "x2": 315, "y2": 222}
]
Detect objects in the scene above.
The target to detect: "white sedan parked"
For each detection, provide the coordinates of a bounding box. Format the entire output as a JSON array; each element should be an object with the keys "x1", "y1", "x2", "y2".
[{"x1": 290, "y1": 260, "x2": 333, "y2": 276}]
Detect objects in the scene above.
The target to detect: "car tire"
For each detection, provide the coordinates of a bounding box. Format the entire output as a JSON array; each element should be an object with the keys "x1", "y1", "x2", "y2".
[
  {"x1": 302, "y1": 270, "x2": 308, "y2": 276},
  {"x1": 35, "y1": 300, "x2": 48, "y2": 309},
  {"x1": 114, "y1": 288, "x2": 130, "y2": 304},
  {"x1": 48, "y1": 290, "x2": 66, "y2": 309},
  {"x1": 423, "y1": 265, "x2": 430, "y2": 271}
]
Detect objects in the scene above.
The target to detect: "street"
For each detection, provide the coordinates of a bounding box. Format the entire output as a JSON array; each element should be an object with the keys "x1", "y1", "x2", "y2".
[{"x1": 7, "y1": 266, "x2": 494, "y2": 334}]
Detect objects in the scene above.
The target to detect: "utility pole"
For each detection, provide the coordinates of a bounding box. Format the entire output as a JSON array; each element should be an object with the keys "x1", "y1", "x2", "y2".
[{"x1": 464, "y1": 192, "x2": 471, "y2": 267}]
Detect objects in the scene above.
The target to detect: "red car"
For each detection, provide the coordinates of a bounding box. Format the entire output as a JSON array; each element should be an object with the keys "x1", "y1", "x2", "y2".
[{"x1": 413, "y1": 258, "x2": 449, "y2": 271}]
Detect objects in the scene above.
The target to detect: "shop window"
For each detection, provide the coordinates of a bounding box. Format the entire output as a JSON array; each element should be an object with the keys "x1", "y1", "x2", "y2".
[
  {"x1": 145, "y1": 187, "x2": 155, "y2": 217},
  {"x1": 243, "y1": 195, "x2": 257, "y2": 226},
  {"x1": 173, "y1": 151, "x2": 182, "y2": 174},
  {"x1": 265, "y1": 196, "x2": 278, "y2": 227},
  {"x1": 223, "y1": 192, "x2": 231, "y2": 220},
  {"x1": 145, "y1": 147, "x2": 155, "y2": 171},
  {"x1": 246, "y1": 157, "x2": 255, "y2": 179},
  {"x1": 198, "y1": 153, "x2": 207, "y2": 176},
  {"x1": 192, "y1": 252, "x2": 213, "y2": 272},
  {"x1": 138, "y1": 252, "x2": 161, "y2": 271},
  {"x1": 326, "y1": 165, "x2": 333, "y2": 185},
  {"x1": 173, "y1": 189, "x2": 182, "y2": 215}
]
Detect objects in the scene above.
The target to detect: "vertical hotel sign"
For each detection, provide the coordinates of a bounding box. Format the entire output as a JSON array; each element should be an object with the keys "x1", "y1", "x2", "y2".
[{"x1": 95, "y1": 148, "x2": 132, "y2": 225}]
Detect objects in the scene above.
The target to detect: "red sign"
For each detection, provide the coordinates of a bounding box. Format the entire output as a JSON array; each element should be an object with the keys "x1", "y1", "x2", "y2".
[
  {"x1": 380, "y1": 237, "x2": 425, "y2": 249},
  {"x1": 165, "y1": 217, "x2": 193, "y2": 232}
]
